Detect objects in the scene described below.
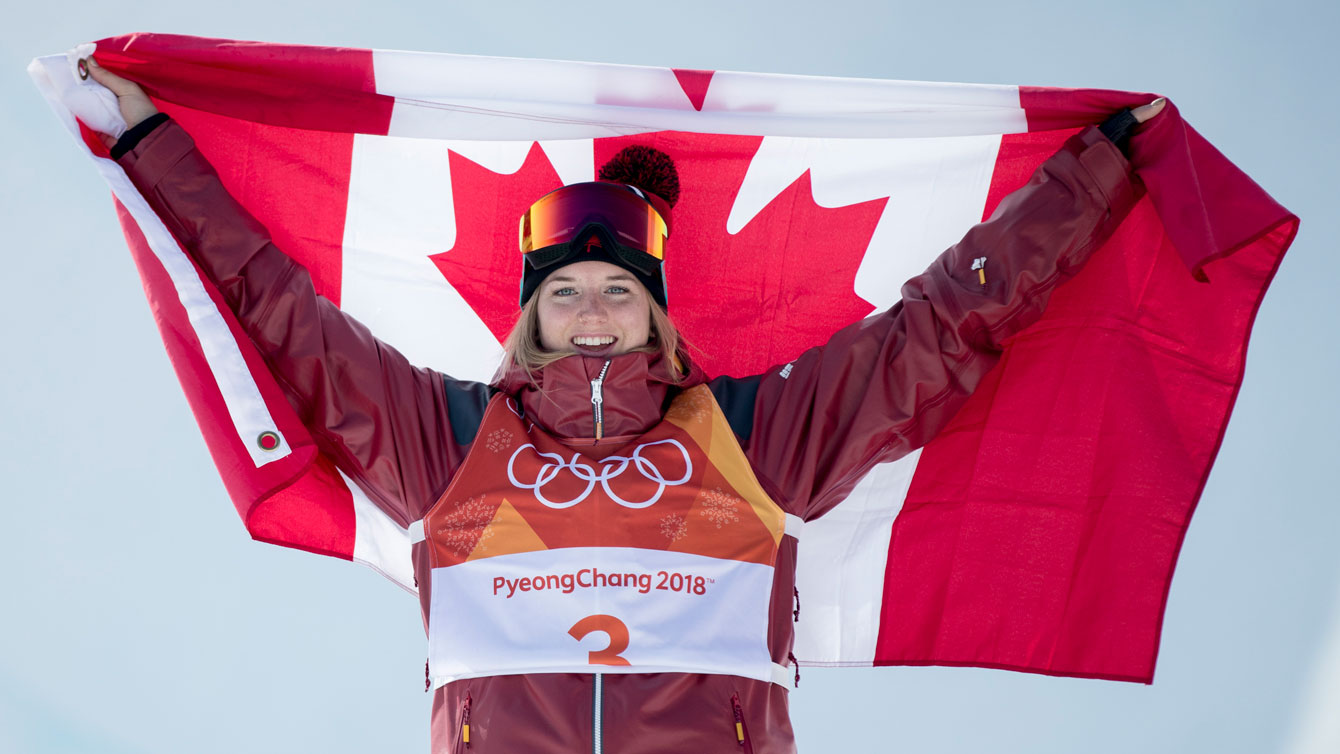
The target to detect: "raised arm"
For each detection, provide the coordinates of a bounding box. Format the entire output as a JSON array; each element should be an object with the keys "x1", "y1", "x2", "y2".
[
  {"x1": 88, "y1": 59, "x2": 479, "y2": 526},
  {"x1": 721, "y1": 105, "x2": 1161, "y2": 521}
]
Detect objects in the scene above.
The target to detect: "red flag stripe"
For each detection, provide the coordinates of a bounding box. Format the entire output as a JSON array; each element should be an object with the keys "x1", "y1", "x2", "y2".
[
  {"x1": 113, "y1": 199, "x2": 319, "y2": 521},
  {"x1": 86, "y1": 35, "x2": 391, "y2": 563},
  {"x1": 871, "y1": 92, "x2": 1296, "y2": 682}
]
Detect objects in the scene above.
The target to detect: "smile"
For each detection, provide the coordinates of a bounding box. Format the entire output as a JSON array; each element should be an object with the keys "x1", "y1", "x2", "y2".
[{"x1": 572, "y1": 336, "x2": 616, "y2": 346}]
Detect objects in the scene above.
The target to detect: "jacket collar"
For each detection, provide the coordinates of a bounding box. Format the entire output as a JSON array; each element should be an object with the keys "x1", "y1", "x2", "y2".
[{"x1": 496, "y1": 351, "x2": 706, "y2": 440}]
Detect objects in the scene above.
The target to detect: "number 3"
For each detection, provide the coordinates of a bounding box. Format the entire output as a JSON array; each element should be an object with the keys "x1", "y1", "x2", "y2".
[{"x1": 568, "y1": 614, "x2": 631, "y2": 666}]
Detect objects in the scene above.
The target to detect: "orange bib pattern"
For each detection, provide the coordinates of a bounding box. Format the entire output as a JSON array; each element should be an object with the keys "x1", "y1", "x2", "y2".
[{"x1": 421, "y1": 385, "x2": 789, "y2": 685}]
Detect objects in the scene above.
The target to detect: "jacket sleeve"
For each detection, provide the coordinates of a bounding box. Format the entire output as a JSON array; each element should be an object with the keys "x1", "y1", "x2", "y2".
[
  {"x1": 733, "y1": 127, "x2": 1142, "y2": 521},
  {"x1": 116, "y1": 119, "x2": 476, "y2": 526}
]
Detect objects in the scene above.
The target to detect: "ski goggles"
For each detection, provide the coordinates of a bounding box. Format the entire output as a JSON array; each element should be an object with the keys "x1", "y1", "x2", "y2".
[{"x1": 519, "y1": 182, "x2": 669, "y2": 276}]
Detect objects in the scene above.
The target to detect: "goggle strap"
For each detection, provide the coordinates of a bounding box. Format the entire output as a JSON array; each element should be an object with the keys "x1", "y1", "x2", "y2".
[{"x1": 524, "y1": 245, "x2": 570, "y2": 270}]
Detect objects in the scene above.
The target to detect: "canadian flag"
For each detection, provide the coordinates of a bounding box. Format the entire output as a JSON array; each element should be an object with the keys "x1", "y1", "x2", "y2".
[{"x1": 30, "y1": 33, "x2": 1295, "y2": 684}]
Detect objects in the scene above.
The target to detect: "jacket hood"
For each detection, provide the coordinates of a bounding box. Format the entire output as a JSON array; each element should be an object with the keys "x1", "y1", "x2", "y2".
[{"x1": 495, "y1": 350, "x2": 707, "y2": 440}]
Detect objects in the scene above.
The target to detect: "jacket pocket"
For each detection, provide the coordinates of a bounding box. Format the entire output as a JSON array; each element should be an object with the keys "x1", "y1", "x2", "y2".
[{"x1": 730, "y1": 692, "x2": 754, "y2": 754}]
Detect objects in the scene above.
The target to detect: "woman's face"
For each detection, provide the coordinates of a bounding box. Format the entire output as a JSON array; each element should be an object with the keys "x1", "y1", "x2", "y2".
[{"x1": 536, "y1": 260, "x2": 652, "y2": 359}]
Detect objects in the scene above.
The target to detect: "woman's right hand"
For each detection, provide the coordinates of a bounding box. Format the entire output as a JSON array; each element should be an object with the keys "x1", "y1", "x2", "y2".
[
  {"x1": 1132, "y1": 98, "x2": 1166, "y2": 123},
  {"x1": 83, "y1": 58, "x2": 159, "y2": 145}
]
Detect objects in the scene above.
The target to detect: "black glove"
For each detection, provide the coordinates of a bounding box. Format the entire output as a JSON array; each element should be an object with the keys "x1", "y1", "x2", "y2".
[
  {"x1": 1099, "y1": 108, "x2": 1139, "y2": 156},
  {"x1": 110, "y1": 112, "x2": 171, "y2": 159}
]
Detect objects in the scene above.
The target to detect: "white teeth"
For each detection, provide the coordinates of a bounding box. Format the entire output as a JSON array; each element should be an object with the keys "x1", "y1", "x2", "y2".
[{"x1": 573, "y1": 336, "x2": 615, "y2": 346}]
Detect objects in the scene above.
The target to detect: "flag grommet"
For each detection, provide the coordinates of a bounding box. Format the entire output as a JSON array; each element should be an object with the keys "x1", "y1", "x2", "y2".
[
  {"x1": 256, "y1": 431, "x2": 281, "y2": 451},
  {"x1": 76, "y1": 58, "x2": 89, "y2": 80}
]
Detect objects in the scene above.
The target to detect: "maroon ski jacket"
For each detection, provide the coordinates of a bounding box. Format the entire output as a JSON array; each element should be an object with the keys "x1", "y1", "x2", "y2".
[{"x1": 117, "y1": 119, "x2": 1138, "y2": 753}]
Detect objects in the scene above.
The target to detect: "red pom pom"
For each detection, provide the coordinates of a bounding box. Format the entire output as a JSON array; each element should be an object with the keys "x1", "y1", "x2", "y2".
[{"x1": 598, "y1": 145, "x2": 680, "y2": 207}]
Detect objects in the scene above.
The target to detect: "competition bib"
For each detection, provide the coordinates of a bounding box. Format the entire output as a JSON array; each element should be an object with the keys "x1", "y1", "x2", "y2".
[{"x1": 421, "y1": 385, "x2": 789, "y2": 686}]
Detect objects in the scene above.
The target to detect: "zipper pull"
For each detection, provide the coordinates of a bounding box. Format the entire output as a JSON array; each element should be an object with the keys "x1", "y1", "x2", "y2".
[
  {"x1": 971, "y1": 256, "x2": 987, "y2": 285},
  {"x1": 590, "y1": 360, "x2": 611, "y2": 442},
  {"x1": 731, "y1": 693, "x2": 745, "y2": 746},
  {"x1": 462, "y1": 694, "x2": 472, "y2": 748}
]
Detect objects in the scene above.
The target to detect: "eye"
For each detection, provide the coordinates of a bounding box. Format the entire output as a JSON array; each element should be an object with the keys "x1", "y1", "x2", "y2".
[
  {"x1": 551, "y1": 286, "x2": 578, "y2": 297},
  {"x1": 605, "y1": 285, "x2": 630, "y2": 295}
]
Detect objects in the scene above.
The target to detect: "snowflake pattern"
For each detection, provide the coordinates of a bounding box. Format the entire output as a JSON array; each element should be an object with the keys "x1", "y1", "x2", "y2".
[
  {"x1": 484, "y1": 428, "x2": 514, "y2": 453},
  {"x1": 668, "y1": 388, "x2": 712, "y2": 424},
  {"x1": 659, "y1": 514, "x2": 688, "y2": 543},
  {"x1": 434, "y1": 495, "x2": 496, "y2": 556},
  {"x1": 698, "y1": 487, "x2": 742, "y2": 529}
]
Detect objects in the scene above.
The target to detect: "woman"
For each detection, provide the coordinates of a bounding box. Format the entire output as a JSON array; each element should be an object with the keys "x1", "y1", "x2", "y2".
[{"x1": 87, "y1": 58, "x2": 1161, "y2": 753}]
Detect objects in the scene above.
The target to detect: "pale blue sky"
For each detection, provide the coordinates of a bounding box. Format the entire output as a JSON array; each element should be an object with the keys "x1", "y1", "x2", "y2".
[{"x1": 3, "y1": 1, "x2": 1337, "y2": 752}]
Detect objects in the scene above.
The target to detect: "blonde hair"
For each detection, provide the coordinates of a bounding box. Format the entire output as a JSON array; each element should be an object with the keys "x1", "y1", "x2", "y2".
[{"x1": 498, "y1": 297, "x2": 687, "y2": 384}]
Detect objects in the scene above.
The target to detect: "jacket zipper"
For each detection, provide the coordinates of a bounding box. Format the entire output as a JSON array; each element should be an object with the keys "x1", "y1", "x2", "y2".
[
  {"x1": 792, "y1": 587, "x2": 802, "y2": 687},
  {"x1": 731, "y1": 693, "x2": 752, "y2": 752},
  {"x1": 590, "y1": 360, "x2": 611, "y2": 441},
  {"x1": 592, "y1": 672, "x2": 604, "y2": 754},
  {"x1": 589, "y1": 360, "x2": 610, "y2": 752},
  {"x1": 457, "y1": 693, "x2": 472, "y2": 752}
]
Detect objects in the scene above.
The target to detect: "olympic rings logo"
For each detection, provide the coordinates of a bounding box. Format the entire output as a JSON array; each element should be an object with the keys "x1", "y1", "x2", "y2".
[{"x1": 506, "y1": 439, "x2": 693, "y2": 509}]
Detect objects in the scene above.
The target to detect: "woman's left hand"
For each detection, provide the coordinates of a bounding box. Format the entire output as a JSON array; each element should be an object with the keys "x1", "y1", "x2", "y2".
[{"x1": 83, "y1": 57, "x2": 159, "y2": 146}]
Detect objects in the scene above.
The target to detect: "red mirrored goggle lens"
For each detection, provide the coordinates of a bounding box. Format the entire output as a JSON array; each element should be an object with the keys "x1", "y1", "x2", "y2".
[{"x1": 519, "y1": 182, "x2": 668, "y2": 260}]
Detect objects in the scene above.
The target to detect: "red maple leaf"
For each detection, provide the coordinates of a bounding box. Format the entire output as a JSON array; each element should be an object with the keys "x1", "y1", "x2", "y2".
[{"x1": 433, "y1": 133, "x2": 887, "y2": 378}]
